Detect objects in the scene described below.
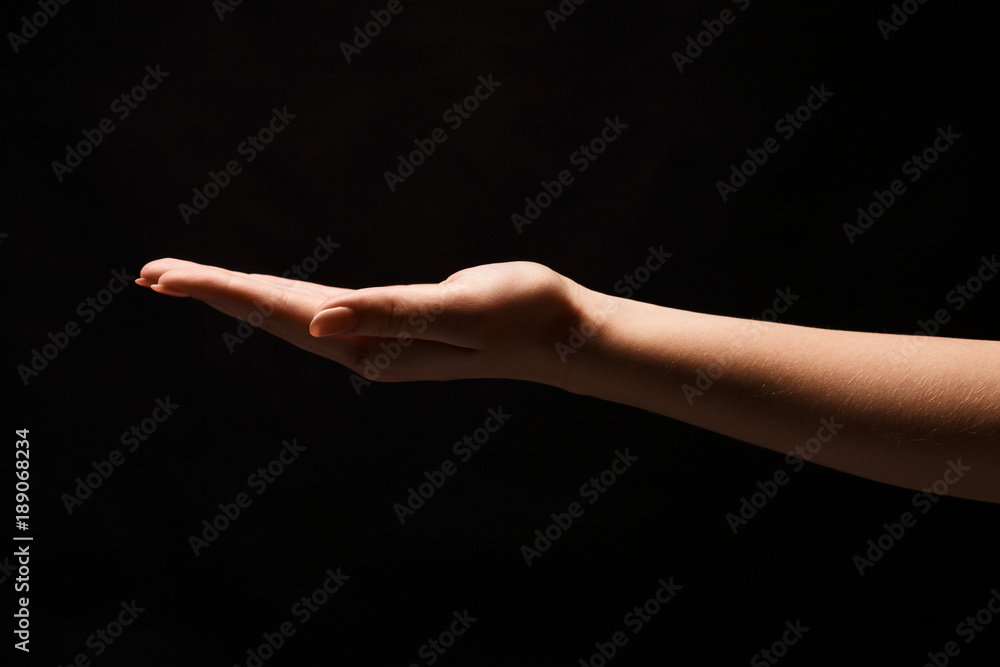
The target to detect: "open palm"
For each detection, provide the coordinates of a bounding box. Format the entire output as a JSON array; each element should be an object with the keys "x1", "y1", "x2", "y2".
[{"x1": 138, "y1": 258, "x2": 585, "y2": 384}]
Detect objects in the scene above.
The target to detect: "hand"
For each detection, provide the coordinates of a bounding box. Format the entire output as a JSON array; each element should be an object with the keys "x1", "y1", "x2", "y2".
[{"x1": 137, "y1": 258, "x2": 589, "y2": 385}]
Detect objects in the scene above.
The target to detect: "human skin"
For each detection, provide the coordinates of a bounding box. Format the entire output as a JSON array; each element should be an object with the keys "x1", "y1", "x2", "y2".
[{"x1": 138, "y1": 258, "x2": 1000, "y2": 504}]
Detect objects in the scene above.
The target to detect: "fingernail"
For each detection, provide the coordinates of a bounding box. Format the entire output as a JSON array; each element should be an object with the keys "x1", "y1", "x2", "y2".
[
  {"x1": 151, "y1": 284, "x2": 190, "y2": 297},
  {"x1": 309, "y1": 307, "x2": 358, "y2": 336},
  {"x1": 135, "y1": 277, "x2": 154, "y2": 287}
]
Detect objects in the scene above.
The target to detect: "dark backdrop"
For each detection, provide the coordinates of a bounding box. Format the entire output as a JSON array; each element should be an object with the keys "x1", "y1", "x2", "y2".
[{"x1": 7, "y1": 1, "x2": 999, "y2": 665}]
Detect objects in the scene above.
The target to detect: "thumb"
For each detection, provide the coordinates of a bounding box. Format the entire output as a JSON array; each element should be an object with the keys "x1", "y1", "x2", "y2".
[{"x1": 308, "y1": 282, "x2": 473, "y2": 346}]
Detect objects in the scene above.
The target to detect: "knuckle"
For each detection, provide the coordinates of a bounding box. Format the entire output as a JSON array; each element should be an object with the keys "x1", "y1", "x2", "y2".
[{"x1": 378, "y1": 299, "x2": 407, "y2": 338}]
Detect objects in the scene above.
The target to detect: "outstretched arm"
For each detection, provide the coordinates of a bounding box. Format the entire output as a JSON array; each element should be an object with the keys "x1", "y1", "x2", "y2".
[
  {"x1": 558, "y1": 290, "x2": 1000, "y2": 504},
  {"x1": 138, "y1": 258, "x2": 1000, "y2": 503}
]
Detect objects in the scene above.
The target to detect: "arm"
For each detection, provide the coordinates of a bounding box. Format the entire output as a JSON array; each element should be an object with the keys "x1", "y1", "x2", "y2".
[
  {"x1": 556, "y1": 286, "x2": 1000, "y2": 503},
  {"x1": 138, "y1": 258, "x2": 1000, "y2": 503}
]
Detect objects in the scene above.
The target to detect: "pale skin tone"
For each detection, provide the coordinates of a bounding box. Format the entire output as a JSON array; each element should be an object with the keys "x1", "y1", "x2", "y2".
[{"x1": 138, "y1": 258, "x2": 1000, "y2": 504}]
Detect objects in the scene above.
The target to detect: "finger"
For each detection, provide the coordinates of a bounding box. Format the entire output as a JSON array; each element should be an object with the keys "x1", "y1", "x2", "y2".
[
  {"x1": 141, "y1": 259, "x2": 316, "y2": 294},
  {"x1": 141, "y1": 259, "x2": 351, "y2": 301},
  {"x1": 309, "y1": 282, "x2": 479, "y2": 347},
  {"x1": 153, "y1": 265, "x2": 322, "y2": 341},
  {"x1": 151, "y1": 284, "x2": 192, "y2": 297},
  {"x1": 247, "y1": 273, "x2": 351, "y2": 301},
  {"x1": 139, "y1": 258, "x2": 211, "y2": 286},
  {"x1": 140, "y1": 258, "x2": 212, "y2": 296}
]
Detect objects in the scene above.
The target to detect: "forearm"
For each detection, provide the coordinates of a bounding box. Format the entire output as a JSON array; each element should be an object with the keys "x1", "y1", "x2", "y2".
[{"x1": 551, "y1": 284, "x2": 1000, "y2": 503}]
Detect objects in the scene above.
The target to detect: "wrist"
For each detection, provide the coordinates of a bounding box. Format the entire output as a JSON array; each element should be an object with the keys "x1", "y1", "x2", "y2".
[{"x1": 541, "y1": 278, "x2": 624, "y2": 396}]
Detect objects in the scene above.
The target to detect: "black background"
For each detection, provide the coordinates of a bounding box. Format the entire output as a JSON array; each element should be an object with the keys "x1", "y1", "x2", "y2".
[{"x1": 6, "y1": 0, "x2": 1000, "y2": 665}]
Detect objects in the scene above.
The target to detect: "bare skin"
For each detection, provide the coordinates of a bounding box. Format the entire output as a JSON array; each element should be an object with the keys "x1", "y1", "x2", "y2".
[{"x1": 138, "y1": 258, "x2": 1000, "y2": 504}]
